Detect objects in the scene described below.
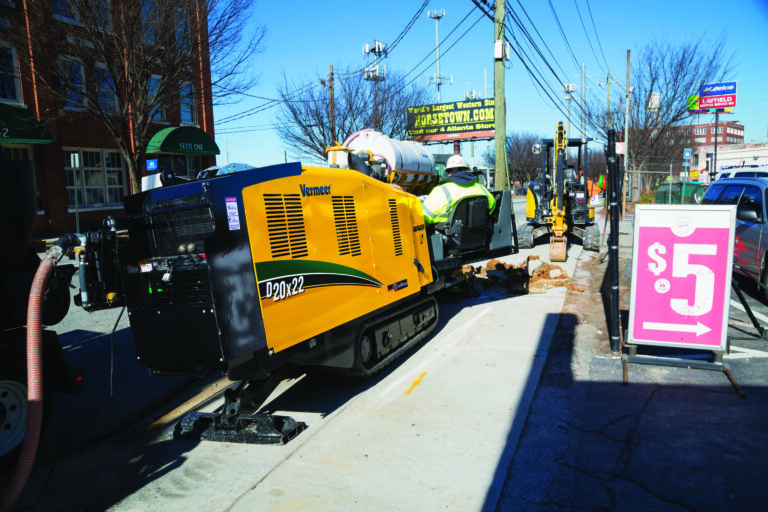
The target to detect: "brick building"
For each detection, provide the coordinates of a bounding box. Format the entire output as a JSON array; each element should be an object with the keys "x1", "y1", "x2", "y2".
[
  {"x1": 686, "y1": 119, "x2": 744, "y2": 146},
  {"x1": 0, "y1": 1, "x2": 218, "y2": 239}
]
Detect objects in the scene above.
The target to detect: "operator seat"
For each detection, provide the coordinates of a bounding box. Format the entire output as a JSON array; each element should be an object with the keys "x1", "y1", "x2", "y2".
[{"x1": 442, "y1": 195, "x2": 491, "y2": 257}]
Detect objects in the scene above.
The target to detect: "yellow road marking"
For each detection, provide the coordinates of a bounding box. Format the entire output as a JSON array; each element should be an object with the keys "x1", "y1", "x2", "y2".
[{"x1": 405, "y1": 372, "x2": 427, "y2": 395}]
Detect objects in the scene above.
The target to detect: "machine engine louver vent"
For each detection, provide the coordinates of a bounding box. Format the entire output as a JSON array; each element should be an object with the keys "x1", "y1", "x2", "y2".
[
  {"x1": 264, "y1": 193, "x2": 309, "y2": 259},
  {"x1": 332, "y1": 196, "x2": 361, "y2": 256},
  {"x1": 389, "y1": 199, "x2": 403, "y2": 256}
]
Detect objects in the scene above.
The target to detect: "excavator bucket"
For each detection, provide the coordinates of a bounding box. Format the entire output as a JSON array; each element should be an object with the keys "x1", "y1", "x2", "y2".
[{"x1": 549, "y1": 235, "x2": 568, "y2": 262}]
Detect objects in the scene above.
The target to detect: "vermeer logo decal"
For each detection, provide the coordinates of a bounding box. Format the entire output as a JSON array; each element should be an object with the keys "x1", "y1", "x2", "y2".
[
  {"x1": 387, "y1": 279, "x2": 408, "y2": 292},
  {"x1": 300, "y1": 184, "x2": 331, "y2": 197}
]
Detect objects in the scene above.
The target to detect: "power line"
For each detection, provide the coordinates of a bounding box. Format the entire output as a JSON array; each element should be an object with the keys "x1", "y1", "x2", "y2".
[
  {"x1": 584, "y1": 0, "x2": 609, "y2": 70},
  {"x1": 509, "y1": 1, "x2": 570, "y2": 83},
  {"x1": 573, "y1": 0, "x2": 603, "y2": 72},
  {"x1": 547, "y1": 0, "x2": 580, "y2": 69},
  {"x1": 217, "y1": 1, "x2": 431, "y2": 126},
  {"x1": 473, "y1": 1, "x2": 574, "y2": 127}
]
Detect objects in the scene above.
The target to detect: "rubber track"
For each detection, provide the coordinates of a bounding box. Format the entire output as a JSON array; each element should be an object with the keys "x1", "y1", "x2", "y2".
[{"x1": 351, "y1": 295, "x2": 439, "y2": 377}]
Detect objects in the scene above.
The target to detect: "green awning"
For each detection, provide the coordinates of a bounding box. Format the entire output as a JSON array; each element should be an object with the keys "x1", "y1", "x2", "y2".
[
  {"x1": 0, "y1": 103, "x2": 55, "y2": 144},
  {"x1": 146, "y1": 126, "x2": 220, "y2": 156}
]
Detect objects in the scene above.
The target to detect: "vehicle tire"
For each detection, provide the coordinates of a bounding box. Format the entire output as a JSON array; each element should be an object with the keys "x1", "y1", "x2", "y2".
[
  {"x1": 517, "y1": 223, "x2": 534, "y2": 249},
  {"x1": 0, "y1": 356, "x2": 53, "y2": 472},
  {"x1": 583, "y1": 224, "x2": 601, "y2": 252}
]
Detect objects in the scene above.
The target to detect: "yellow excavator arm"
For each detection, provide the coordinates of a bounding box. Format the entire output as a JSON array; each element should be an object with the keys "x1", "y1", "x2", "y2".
[{"x1": 549, "y1": 122, "x2": 568, "y2": 261}]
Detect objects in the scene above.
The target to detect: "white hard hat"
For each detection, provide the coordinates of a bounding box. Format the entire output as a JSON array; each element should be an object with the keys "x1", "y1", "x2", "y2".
[{"x1": 445, "y1": 154, "x2": 469, "y2": 171}]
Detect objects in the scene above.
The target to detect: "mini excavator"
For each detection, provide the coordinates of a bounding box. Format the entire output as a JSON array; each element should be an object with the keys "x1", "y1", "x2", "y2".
[{"x1": 519, "y1": 122, "x2": 600, "y2": 261}]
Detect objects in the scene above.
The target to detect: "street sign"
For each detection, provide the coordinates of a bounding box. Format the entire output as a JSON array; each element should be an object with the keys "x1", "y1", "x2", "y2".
[
  {"x1": 628, "y1": 205, "x2": 735, "y2": 351},
  {"x1": 697, "y1": 81, "x2": 737, "y2": 109},
  {"x1": 683, "y1": 148, "x2": 692, "y2": 160},
  {"x1": 146, "y1": 159, "x2": 159, "y2": 171},
  {"x1": 682, "y1": 161, "x2": 690, "y2": 167}
]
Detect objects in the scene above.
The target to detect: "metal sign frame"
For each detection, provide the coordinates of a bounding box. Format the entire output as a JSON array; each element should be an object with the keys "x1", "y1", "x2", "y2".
[{"x1": 628, "y1": 204, "x2": 735, "y2": 352}]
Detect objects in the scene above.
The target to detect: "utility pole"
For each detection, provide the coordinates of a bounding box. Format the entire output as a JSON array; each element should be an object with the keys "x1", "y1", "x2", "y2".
[
  {"x1": 624, "y1": 50, "x2": 631, "y2": 215},
  {"x1": 606, "y1": 68, "x2": 611, "y2": 127},
  {"x1": 363, "y1": 40, "x2": 387, "y2": 131},
  {"x1": 428, "y1": 9, "x2": 450, "y2": 103},
  {"x1": 328, "y1": 65, "x2": 336, "y2": 142},
  {"x1": 581, "y1": 62, "x2": 586, "y2": 142},
  {"x1": 563, "y1": 83, "x2": 576, "y2": 137},
  {"x1": 465, "y1": 90, "x2": 479, "y2": 167},
  {"x1": 493, "y1": 0, "x2": 507, "y2": 191}
]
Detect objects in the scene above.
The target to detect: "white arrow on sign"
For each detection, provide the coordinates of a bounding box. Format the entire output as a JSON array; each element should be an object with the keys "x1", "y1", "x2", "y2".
[{"x1": 643, "y1": 321, "x2": 711, "y2": 336}]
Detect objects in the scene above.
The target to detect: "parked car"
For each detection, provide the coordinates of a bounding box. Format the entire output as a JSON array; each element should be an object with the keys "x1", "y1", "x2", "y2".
[
  {"x1": 716, "y1": 164, "x2": 768, "y2": 180},
  {"x1": 701, "y1": 177, "x2": 768, "y2": 300}
]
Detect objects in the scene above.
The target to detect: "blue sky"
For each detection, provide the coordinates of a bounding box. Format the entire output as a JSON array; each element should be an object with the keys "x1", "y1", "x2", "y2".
[{"x1": 213, "y1": 0, "x2": 768, "y2": 168}]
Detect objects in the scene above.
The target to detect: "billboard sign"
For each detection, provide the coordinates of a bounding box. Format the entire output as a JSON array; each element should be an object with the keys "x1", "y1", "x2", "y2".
[
  {"x1": 406, "y1": 99, "x2": 495, "y2": 142},
  {"x1": 697, "y1": 81, "x2": 737, "y2": 109},
  {"x1": 628, "y1": 204, "x2": 735, "y2": 351}
]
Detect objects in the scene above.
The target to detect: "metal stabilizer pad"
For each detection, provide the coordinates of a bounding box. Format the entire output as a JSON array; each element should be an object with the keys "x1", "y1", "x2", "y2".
[
  {"x1": 549, "y1": 236, "x2": 567, "y2": 262},
  {"x1": 172, "y1": 411, "x2": 307, "y2": 445}
]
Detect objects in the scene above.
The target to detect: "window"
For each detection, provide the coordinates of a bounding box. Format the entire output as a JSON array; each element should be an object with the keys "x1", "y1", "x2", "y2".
[
  {"x1": 693, "y1": 154, "x2": 699, "y2": 166},
  {"x1": 95, "y1": 64, "x2": 116, "y2": 115},
  {"x1": 694, "y1": 128, "x2": 706, "y2": 135},
  {"x1": 92, "y1": 0, "x2": 112, "y2": 30},
  {"x1": 63, "y1": 149, "x2": 126, "y2": 209},
  {"x1": 142, "y1": 0, "x2": 156, "y2": 44},
  {"x1": 148, "y1": 75, "x2": 166, "y2": 122},
  {"x1": 711, "y1": 126, "x2": 723, "y2": 134},
  {"x1": 179, "y1": 81, "x2": 195, "y2": 124},
  {"x1": 59, "y1": 57, "x2": 85, "y2": 109},
  {"x1": 157, "y1": 154, "x2": 200, "y2": 179},
  {"x1": 739, "y1": 186, "x2": 763, "y2": 222},
  {"x1": 174, "y1": 8, "x2": 191, "y2": 53},
  {"x1": 0, "y1": 42, "x2": 20, "y2": 103},
  {"x1": 53, "y1": 0, "x2": 76, "y2": 22}
]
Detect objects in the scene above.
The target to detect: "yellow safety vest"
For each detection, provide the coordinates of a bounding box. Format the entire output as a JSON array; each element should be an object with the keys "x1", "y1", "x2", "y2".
[{"x1": 422, "y1": 181, "x2": 496, "y2": 224}]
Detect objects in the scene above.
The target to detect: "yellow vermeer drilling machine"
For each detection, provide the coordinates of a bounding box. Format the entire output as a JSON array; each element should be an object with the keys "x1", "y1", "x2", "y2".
[
  {"x1": 519, "y1": 122, "x2": 599, "y2": 261},
  {"x1": 72, "y1": 131, "x2": 516, "y2": 444}
]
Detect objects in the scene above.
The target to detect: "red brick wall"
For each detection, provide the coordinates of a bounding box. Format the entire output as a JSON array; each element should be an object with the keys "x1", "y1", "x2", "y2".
[{"x1": 11, "y1": 7, "x2": 217, "y2": 239}]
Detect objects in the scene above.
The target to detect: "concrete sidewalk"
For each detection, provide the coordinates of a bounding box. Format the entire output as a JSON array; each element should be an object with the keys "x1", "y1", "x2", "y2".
[
  {"x1": 7, "y1": 242, "x2": 583, "y2": 511},
  {"x1": 496, "y1": 211, "x2": 768, "y2": 511}
]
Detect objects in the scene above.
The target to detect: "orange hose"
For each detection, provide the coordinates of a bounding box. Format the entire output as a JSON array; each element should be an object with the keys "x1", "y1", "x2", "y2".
[{"x1": 0, "y1": 257, "x2": 54, "y2": 512}]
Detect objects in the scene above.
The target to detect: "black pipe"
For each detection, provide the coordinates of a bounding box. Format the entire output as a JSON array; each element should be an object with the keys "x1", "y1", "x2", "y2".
[{"x1": 607, "y1": 130, "x2": 621, "y2": 355}]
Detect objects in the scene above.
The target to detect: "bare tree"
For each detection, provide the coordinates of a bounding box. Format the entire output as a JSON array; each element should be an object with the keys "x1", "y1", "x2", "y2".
[
  {"x1": 584, "y1": 37, "x2": 731, "y2": 198},
  {"x1": 8, "y1": 0, "x2": 263, "y2": 193},
  {"x1": 504, "y1": 132, "x2": 542, "y2": 186},
  {"x1": 276, "y1": 67, "x2": 432, "y2": 162}
]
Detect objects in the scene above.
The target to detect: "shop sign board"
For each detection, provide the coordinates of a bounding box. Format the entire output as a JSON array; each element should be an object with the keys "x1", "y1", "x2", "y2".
[
  {"x1": 628, "y1": 204, "x2": 735, "y2": 351},
  {"x1": 406, "y1": 99, "x2": 495, "y2": 142}
]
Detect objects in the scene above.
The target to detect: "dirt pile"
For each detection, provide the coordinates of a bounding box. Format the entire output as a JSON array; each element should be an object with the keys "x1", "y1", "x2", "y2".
[{"x1": 456, "y1": 256, "x2": 582, "y2": 295}]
